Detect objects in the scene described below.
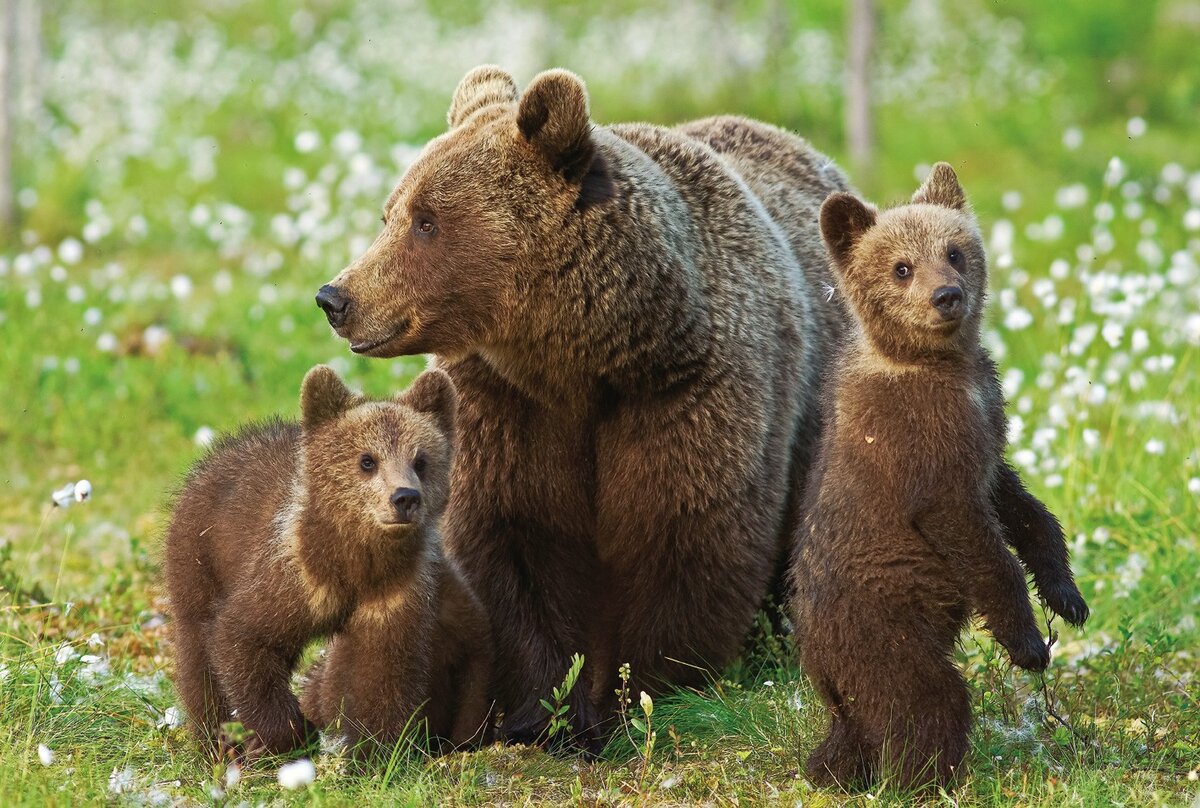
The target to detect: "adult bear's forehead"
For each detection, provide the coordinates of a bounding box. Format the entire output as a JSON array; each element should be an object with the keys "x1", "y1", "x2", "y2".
[{"x1": 388, "y1": 118, "x2": 522, "y2": 208}]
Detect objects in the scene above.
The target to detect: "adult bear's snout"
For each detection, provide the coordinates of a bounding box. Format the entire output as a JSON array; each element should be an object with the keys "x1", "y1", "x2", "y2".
[{"x1": 315, "y1": 284, "x2": 351, "y2": 328}]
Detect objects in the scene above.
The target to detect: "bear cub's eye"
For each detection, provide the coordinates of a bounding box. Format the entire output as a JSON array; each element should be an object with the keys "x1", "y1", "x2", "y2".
[
  {"x1": 359, "y1": 454, "x2": 377, "y2": 473},
  {"x1": 894, "y1": 262, "x2": 912, "y2": 279},
  {"x1": 948, "y1": 247, "x2": 963, "y2": 266},
  {"x1": 413, "y1": 452, "x2": 428, "y2": 478}
]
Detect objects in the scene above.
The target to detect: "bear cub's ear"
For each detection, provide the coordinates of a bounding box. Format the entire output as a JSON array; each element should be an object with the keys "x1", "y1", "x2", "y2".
[
  {"x1": 301, "y1": 365, "x2": 359, "y2": 429},
  {"x1": 448, "y1": 65, "x2": 519, "y2": 129},
  {"x1": 911, "y1": 162, "x2": 967, "y2": 210},
  {"x1": 518, "y1": 69, "x2": 595, "y2": 183},
  {"x1": 400, "y1": 369, "x2": 457, "y2": 445},
  {"x1": 820, "y1": 192, "x2": 877, "y2": 267}
]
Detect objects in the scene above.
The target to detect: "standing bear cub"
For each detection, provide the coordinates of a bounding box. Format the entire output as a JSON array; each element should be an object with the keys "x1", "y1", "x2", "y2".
[
  {"x1": 165, "y1": 366, "x2": 492, "y2": 759},
  {"x1": 791, "y1": 164, "x2": 1088, "y2": 790}
]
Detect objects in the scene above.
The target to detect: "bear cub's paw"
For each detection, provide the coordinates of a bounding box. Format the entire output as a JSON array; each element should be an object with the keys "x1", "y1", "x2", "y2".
[
  {"x1": 999, "y1": 626, "x2": 1051, "y2": 672},
  {"x1": 1041, "y1": 581, "x2": 1090, "y2": 627}
]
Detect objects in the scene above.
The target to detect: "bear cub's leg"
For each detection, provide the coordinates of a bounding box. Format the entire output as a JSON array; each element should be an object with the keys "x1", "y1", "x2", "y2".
[
  {"x1": 211, "y1": 608, "x2": 317, "y2": 757},
  {"x1": 171, "y1": 617, "x2": 230, "y2": 752},
  {"x1": 992, "y1": 463, "x2": 1089, "y2": 626}
]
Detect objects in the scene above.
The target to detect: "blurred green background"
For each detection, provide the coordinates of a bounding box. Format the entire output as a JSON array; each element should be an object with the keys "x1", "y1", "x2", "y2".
[{"x1": 0, "y1": 1, "x2": 1197, "y2": 804}]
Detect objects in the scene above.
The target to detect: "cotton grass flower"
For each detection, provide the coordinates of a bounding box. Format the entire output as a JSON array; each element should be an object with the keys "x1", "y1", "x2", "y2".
[
  {"x1": 156, "y1": 706, "x2": 184, "y2": 730},
  {"x1": 278, "y1": 758, "x2": 317, "y2": 790},
  {"x1": 109, "y1": 767, "x2": 136, "y2": 795},
  {"x1": 194, "y1": 426, "x2": 216, "y2": 448},
  {"x1": 38, "y1": 744, "x2": 54, "y2": 766}
]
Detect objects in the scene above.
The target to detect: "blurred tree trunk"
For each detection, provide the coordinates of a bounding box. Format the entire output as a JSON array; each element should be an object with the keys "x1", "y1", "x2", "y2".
[
  {"x1": 0, "y1": 0, "x2": 16, "y2": 234},
  {"x1": 18, "y1": 0, "x2": 38, "y2": 121},
  {"x1": 845, "y1": 0, "x2": 875, "y2": 174}
]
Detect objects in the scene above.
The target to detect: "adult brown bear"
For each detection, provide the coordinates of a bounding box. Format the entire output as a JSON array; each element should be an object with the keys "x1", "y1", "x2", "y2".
[{"x1": 315, "y1": 65, "x2": 851, "y2": 744}]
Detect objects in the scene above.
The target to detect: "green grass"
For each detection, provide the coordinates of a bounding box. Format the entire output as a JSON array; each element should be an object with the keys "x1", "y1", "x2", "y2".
[{"x1": 2, "y1": 0, "x2": 1199, "y2": 804}]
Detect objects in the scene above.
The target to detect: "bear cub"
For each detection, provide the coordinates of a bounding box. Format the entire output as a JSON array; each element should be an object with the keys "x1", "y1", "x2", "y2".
[
  {"x1": 791, "y1": 164, "x2": 1087, "y2": 790},
  {"x1": 165, "y1": 366, "x2": 493, "y2": 759}
]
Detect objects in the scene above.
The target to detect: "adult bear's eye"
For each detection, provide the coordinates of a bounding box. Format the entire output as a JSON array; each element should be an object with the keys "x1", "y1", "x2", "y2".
[
  {"x1": 415, "y1": 218, "x2": 436, "y2": 235},
  {"x1": 360, "y1": 454, "x2": 377, "y2": 473}
]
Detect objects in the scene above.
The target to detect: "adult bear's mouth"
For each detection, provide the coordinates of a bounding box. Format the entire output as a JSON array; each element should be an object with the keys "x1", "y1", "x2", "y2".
[{"x1": 350, "y1": 318, "x2": 411, "y2": 355}]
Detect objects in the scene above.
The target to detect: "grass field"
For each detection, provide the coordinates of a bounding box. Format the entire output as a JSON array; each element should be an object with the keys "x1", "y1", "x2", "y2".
[{"x1": 1, "y1": 1, "x2": 1198, "y2": 804}]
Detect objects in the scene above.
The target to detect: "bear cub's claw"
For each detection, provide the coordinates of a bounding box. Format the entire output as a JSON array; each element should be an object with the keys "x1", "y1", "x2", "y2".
[{"x1": 1042, "y1": 582, "x2": 1090, "y2": 627}]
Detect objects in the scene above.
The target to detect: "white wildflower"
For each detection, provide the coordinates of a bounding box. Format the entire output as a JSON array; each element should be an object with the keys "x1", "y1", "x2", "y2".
[
  {"x1": 1188, "y1": 478, "x2": 1200, "y2": 495},
  {"x1": 169, "y1": 274, "x2": 193, "y2": 300},
  {"x1": 109, "y1": 767, "x2": 136, "y2": 795},
  {"x1": 1131, "y1": 329, "x2": 1149, "y2": 353},
  {"x1": 1161, "y1": 163, "x2": 1185, "y2": 185},
  {"x1": 277, "y1": 758, "x2": 316, "y2": 790},
  {"x1": 55, "y1": 643, "x2": 78, "y2": 666},
  {"x1": 1104, "y1": 156, "x2": 1126, "y2": 187},
  {"x1": 97, "y1": 333, "x2": 118, "y2": 352},
  {"x1": 74, "y1": 480, "x2": 91, "y2": 503},
  {"x1": 1055, "y1": 184, "x2": 1088, "y2": 209},
  {"x1": 142, "y1": 325, "x2": 170, "y2": 356},
  {"x1": 294, "y1": 130, "x2": 320, "y2": 153},
  {"x1": 1144, "y1": 439, "x2": 1165, "y2": 455},
  {"x1": 1062, "y1": 127, "x2": 1083, "y2": 150},
  {"x1": 225, "y1": 763, "x2": 242, "y2": 789},
  {"x1": 58, "y1": 238, "x2": 84, "y2": 265},
  {"x1": 1003, "y1": 308, "x2": 1033, "y2": 331},
  {"x1": 38, "y1": 744, "x2": 54, "y2": 766},
  {"x1": 157, "y1": 706, "x2": 184, "y2": 730},
  {"x1": 1125, "y1": 117, "x2": 1146, "y2": 138},
  {"x1": 1001, "y1": 191, "x2": 1022, "y2": 211},
  {"x1": 194, "y1": 426, "x2": 216, "y2": 448},
  {"x1": 51, "y1": 482, "x2": 76, "y2": 508},
  {"x1": 79, "y1": 654, "x2": 110, "y2": 683},
  {"x1": 332, "y1": 130, "x2": 363, "y2": 156}
]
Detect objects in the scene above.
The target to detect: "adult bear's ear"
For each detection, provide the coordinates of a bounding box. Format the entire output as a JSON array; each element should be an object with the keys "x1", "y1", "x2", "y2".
[
  {"x1": 301, "y1": 365, "x2": 359, "y2": 429},
  {"x1": 517, "y1": 68, "x2": 612, "y2": 206},
  {"x1": 912, "y1": 162, "x2": 967, "y2": 210},
  {"x1": 820, "y1": 192, "x2": 876, "y2": 267},
  {"x1": 447, "y1": 65, "x2": 518, "y2": 129},
  {"x1": 401, "y1": 369, "x2": 457, "y2": 444}
]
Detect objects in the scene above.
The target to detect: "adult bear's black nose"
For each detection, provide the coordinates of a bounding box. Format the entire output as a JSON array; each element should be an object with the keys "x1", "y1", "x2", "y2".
[
  {"x1": 315, "y1": 285, "x2": 350, "y2": 328},
  {"x1": 931, "y1": 286, "x2": 963, "y2": 320},
  {"x1": 390, "y1": 487, "x2": 421, "y2": 523}
]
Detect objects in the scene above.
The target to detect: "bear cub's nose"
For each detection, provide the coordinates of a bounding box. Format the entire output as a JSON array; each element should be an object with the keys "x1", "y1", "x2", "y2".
[
  {"x1": 315, "y1": 285, "x2": 350, "y2": 328},
  {"x1": 931, "y1": 285, "x2": 963, "y2": 320},
  {"x1": 390, "y1": 487, "x2": 422, "y2": 523}
]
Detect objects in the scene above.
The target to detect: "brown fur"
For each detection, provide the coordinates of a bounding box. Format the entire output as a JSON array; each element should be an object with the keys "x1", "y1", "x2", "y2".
[
  {"x1": 790, "y1": 164, "x2": 1085, "y2": 790},
  {"x1": 164, "y1": 366, "x2": 491, "y2": 758},
  {"x1": 317, "y1": 66, "x2": 852, "y2": 746}
]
